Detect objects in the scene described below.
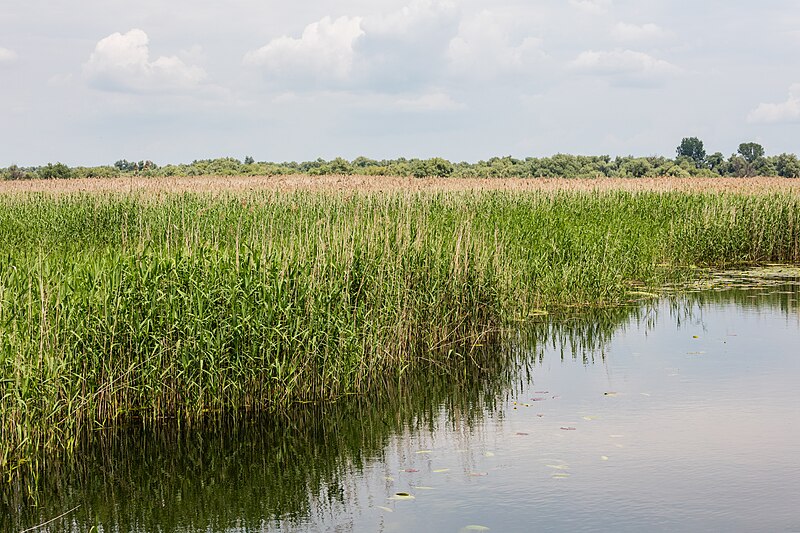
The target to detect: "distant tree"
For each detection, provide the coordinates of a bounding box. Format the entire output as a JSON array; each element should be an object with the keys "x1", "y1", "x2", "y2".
[
  {"x1": 426, "y1": 157, "x2": 454, "y2": 178},
  {"x1": 706, "y1": 152, "x2": 725, "y2": 174},
  {"x1": 114, "y1": 159, "x2": 136, "y2": 172},
  {"x1": 352, "y1": 156, "x2": 378, "y2": 168},
  {"x1": 37, "y1": 162, "x2": 72, "y2": 180},
  {"x1": 727, "y1": 154, "x2": 755, "y2": 177},
  {"x1": 775, "y1": 154, "x2": 800, "y2": 178},
  {"x1": 621, "y1": 158, "x2": 653, "y2": 178},
  {"x1": 244, "y1": 156, "x2": 255, "y2": 165},
  {"x1": 737, "y1": 142, "x2": 765, "y2": 164},
  {"x1": 676, "y1": 137, "x2": 706, "y2": 168},
  {"x1": 2, "y1": 164, "x2": 28, "y2": 180},
  {"x1": 328, "y1": 157, "x2": 353, "y2": 175}
]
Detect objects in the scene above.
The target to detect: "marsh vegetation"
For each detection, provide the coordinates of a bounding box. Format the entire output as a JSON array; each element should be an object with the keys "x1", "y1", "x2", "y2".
[{"x1": 1, "y1": 185, "x2": 799, "y2": 478}]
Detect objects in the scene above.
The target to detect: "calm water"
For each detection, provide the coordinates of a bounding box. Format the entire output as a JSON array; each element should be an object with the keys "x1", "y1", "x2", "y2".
[{"x1": 5, "y1": 281, "x2": 800, "y2": 532}]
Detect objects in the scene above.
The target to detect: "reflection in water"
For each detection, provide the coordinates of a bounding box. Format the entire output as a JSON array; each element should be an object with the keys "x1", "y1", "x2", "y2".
[{"x1": 3, "y1": 279, "x2": 799, "y2": 532}]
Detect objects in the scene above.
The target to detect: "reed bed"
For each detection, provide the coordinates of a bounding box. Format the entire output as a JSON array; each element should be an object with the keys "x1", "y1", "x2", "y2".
[
  {"x1": 2, "y1": 175, "x2": 800, "y2": 196},
  {"x1": 1, "y1": 188, "x2": 799, "y2": 475}
]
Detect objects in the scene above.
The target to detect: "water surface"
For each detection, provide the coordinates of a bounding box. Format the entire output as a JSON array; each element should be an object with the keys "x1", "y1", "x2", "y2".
[{"x1": 5, "y1": 282, "x2": 800, "y2": 532}]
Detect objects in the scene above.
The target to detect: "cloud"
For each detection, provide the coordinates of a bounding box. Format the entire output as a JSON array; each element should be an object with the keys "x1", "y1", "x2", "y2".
[
  {"x1": 569, "y1": 0, "x2": 612, "y2": 15},
  {"x1": 394, "y1": 91, "x2": 464, "y2": 112},
  {"x1": 244, "y1": 16, "x2": 364, "y2": 84},
  {"x1": 0, "y1": 47, "x2": 17, "y2": 64},
  {"x1": 569, "y1": 49, "x2": 680, "y2": 85},
  {"x1": 84, "y1": 29, "x2": 207, "y2": 93},
  {"x1": 447, "y1": 11, "x2": 547, "y2": 78},
  {"x1": 612, "y1": 22, "x2": 668, "y2": 42},
  {"x1": 244, "y1": 2, "x2": 459, "y2": 92},
  {"x1": 356, "y1": 0, "x2": 459, "y2": 92},
  {"x1": 364, "y1": 0, "x2": 456, "y2": 37},
  {"x1": 748, "y1": 84, "x2": 800, "y2": 123}
]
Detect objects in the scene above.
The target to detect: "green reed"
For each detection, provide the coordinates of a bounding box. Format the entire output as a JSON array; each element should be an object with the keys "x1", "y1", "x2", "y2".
[{"x1": 1, "y1": 189, "x2": 798, "y2": 475}]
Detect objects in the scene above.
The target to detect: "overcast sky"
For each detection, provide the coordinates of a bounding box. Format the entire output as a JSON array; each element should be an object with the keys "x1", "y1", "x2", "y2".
[{"x1": 1, "y1": 0, "x2": 799, "y2": 166}]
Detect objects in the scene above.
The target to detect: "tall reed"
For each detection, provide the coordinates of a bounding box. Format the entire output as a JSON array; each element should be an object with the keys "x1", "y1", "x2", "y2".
[{"x1": 1, "y1": 189, "x2": 798, "y2": 474}]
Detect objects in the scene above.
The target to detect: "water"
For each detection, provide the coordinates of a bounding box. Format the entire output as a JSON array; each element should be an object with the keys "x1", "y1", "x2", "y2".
[{"x1": 5, "y1": 282, "x2": 800, "y2": 532}]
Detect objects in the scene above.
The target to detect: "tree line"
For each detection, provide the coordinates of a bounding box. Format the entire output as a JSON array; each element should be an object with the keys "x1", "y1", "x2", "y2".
[{"x1": 2, "y1": 138, "x2": 798, "y2": 180}]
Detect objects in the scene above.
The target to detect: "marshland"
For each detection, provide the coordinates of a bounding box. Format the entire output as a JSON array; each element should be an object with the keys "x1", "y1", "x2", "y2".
[{"x1": 1, "y1": 175, "x2": 800, "y2": 531}]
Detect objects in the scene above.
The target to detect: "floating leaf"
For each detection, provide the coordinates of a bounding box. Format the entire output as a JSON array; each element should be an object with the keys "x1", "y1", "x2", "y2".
[
  {"x1": 601, "y1": 456, "x2": 609, "y2": 461},
  {"x1": 534, "y1": 391, "x2": 549, "y2": 394},
  {"x1": 384, "y1": 476, "x2": 395, "y2": 481},
  {"x1": 582, "y1": 416, "x2": 597, "y2": 421},
  {"x1": 551, "y1": 473, "x2": 571, "y2": 479},
  {"x1": 415, "y1": 450, "x2": 432, "y2": 454},
  {"x1": 530, "y1": 397, "x2": 546, "y2": 402},
  {"x1": 469, "y1": 472, "x2": 489, "y2": 477},
  {"x1": 515, "y1": 432, "x2": 529, "y2": 436},
  {"x1": 402, "y1": 468, "x2": 419, "y2": 473},
  {"x1": 377, "y1": 506, "x2": 393, "y2": 513},
  {"x1": 484, "y1": 451, "x2": 495, "y2": 457},
  {"x1": 609, "y1": 434, "x2": 624, "y2": 438},
  {"x1": 560, "y1": 426, "x2": 576, "y2": 431},
  {"x1": 640, "y1": 393, "x2": 651, "y2": 397},
  {"x1": 389, "y1": 492, "x2": 415, "y2": 501},
  {"x1": 460, "y1": 526, "x2": 491, "y2": 532},
  {"x1": 692, "y1": 335, "x2": 699, "y2": 339},
  {"x1": 413, "y1": 486, "x2": 436, "y2": 490},
  {"x1": 546, "y1": 464, "x2": 569, "y2": 470},
  {"x1": 432, "y1": 468, "x2": 450, "y2": 473}
]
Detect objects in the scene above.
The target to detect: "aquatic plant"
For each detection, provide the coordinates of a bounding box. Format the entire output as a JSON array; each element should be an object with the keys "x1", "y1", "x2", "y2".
[{"x1": 0, "y1": 188, "x2": 798, "y2": 475}]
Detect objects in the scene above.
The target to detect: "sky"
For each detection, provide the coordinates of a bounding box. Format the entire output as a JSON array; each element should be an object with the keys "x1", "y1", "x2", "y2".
[{"x1": 1, "y1": 0, "x2": 799, "y2": 166}]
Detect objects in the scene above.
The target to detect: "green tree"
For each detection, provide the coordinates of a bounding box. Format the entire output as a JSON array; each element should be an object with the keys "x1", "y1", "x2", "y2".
[
  {"x1": 727, "y1": 154, "x2": 754, "y2": 177},
  {"x1": 426, "y1": 157, "x2": 454, "y2": 178},
  {"x1": 775, "y1": 153, "x2": 800, "y2": 178},
  {"x1": 621, "y1": 158, "x2": 653, "y2": 178},
  {"x1": 37, "y1": 162, "x2": 72, "y2": 180},
  {"x1": 676, "y1": 137, "x2": 706, "y2": 168},
  {"x1": 737, "y1": 142, "x2": 765, "y2": 163},
  {"x1": 706, "y1": 152, "x2": 725, "y2": 174}
]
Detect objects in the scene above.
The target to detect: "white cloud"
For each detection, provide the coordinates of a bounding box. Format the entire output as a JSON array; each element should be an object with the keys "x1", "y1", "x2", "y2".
[
  {"x1": 394, "y1": 91, "x2": 464, "y2": 112},
  {"x1": 613, "y1": 22, "x2": 668, "y2": 42},
  {"x1": 244, "y1": 16, "x2": 364, "y2": 83},
  {"x1": 447, "y1": 11, "x2": 547, "y2": 77},
  {"x1": 570, "y1": 49, "x2": 680, "y2": 84},
  {"x1": 0, "y1": 47, "x2": 17, "y2": 64},
  {"x1": 748, "y1": 84, "x2": 800, "y2": 123},
  {"x1": 569, "y1": 0, "x2": 612, "y2": 15},
  {"x1": 364, "y1": 0, "x2": 456, "y2": 37},
  {"x1": 83, "y1": 29, "x2": 207, "y2": 93}
]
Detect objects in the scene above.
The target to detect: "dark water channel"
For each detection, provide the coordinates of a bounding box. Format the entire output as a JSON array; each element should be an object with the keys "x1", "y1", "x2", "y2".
[{"x1": 4, "y1": 278, "x2": 800, "y2": 532}]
